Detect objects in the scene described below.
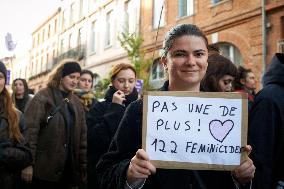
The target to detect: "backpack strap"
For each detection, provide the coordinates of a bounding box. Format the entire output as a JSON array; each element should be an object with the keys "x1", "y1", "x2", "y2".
[{"x1": 45, "y1": 98, "x2": 70, "y2": 126}]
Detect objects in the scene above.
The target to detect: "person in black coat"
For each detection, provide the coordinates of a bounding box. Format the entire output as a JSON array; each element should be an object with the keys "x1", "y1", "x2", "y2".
[
  {"x1": 0, "y1": 61, "x2": 32, "y2": 189},
  {"x1": 87, "y1": 63, "x2": 138, "y2": 189},
  {"x1": 96, "y1": 24, "x2": 255, "y2": 189},
  {"x1": 249, "y1": 53, "x2": 284, "y2": 189},
  {"x1": 234, "y1": 66, "x2": 256, "y2": 111},
  {"x1": 12, "y1": 78, "x2": 33, "y2": 113}
]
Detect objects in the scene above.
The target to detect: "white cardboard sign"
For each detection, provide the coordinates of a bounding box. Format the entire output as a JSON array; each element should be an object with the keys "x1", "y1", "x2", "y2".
[{"x1": 142, "y1": 91, "x2": 248, "y2": 170}]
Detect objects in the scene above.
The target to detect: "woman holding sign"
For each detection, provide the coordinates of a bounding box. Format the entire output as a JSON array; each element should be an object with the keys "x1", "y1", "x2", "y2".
[{"x1": 96, "y1": 24, "x2": 255, "y2": 189}]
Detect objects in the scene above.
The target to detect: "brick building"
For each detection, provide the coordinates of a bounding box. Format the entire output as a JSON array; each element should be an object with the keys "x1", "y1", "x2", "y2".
[
  {"x1": 140, "y1": 0, "x2": 264, "y2": 89},
  {"x1": 266, "y1": 0, "x2": 284, "y2": 66}
]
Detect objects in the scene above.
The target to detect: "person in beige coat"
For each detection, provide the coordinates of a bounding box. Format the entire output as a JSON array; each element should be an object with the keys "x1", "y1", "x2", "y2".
[{"x1": 22, "y1": 60, "x2": 87, "y2": 189}]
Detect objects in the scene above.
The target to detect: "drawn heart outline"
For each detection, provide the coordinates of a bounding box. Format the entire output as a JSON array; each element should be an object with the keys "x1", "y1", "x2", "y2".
[{"x1": 209, "y1": 119, "x2": 234, "y2": 143}]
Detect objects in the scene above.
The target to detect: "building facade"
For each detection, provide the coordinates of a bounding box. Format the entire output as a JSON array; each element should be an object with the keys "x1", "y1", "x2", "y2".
[
  {"x1": 29, "y1": 8, "x2": 61, "y2": 92},
  {"x1": 265, "y1": 0, "x2": 284, "y2": 66},
  {"x1": 140, "y1": 0, "x2": 264, "y2": 89},
  {"x1": 21, "y1": 0, "x2": 284, "y2": 91},
  {"x1": 83, "y1": 0, "x2": 140, "y2": 81},
  {"x1": 28, "y1": 0, "x2": 140, "y2": 91}
]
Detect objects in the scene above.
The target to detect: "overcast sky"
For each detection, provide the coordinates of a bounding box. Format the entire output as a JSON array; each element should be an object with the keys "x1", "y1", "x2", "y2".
[{"x1": 0, "y1": 0, "x2": 60, "y2": 58}]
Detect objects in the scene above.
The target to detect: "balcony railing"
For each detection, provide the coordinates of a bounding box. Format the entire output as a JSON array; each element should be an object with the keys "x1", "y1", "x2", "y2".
[
  {"x1": 53, "y1": 45, "x2": 86, "y2": 65},
  {"x1": 29, "y1": 45, "x2": 86, "y2": 81}
]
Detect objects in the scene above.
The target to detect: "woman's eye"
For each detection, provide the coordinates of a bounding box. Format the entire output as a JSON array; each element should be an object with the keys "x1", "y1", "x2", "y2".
[
  {"x1": 224, "y1": 80, "x2": 232, "y2": 85},
  {"x1": 195, "y1": 52, "x2": 204, "y2": 57},
  {"x1": 176, "y1": 53, "x2": 186, "y2": 57}
]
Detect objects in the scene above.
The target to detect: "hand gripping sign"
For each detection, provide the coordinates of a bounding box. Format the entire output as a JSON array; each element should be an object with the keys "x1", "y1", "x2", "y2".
[{"x1": 142, "y1": 91, "x2": 248, "y2": 171}]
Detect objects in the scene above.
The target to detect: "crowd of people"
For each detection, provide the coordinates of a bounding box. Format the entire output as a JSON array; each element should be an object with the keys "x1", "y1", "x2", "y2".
[{"x1": 0, "y1": 23, "x2": 283, "y2": 189}]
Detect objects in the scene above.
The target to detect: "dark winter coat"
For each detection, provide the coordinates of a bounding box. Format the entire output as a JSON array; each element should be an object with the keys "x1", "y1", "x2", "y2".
[
  {"x1": 14, "y1": 94, "x2": 33, "y2": 113},
  {"x1": 249, "y1": 53, "x2": 284, "y2": 189},
  {"x1": 24, "y1": 87, "x2": 87, "y2": 184},
  {"x1": 0, "y1": 110, "x2": 32, "y2": 189},
  {"x1": 87, "y1": 86, "x2": 138, "y2": 188},
  {"x1": 96, "y1": 81, "x2": 246, "y2": 189}
]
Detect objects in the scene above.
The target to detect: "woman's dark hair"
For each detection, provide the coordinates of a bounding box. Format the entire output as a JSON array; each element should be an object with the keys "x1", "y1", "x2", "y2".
[
  {"x1": 110, "y1": 63, "x2": 136, "y2": 82},
  {"x1": 81, "y1": 69, "x2": 94, "y2": 88},
  {"x1": 12, "y1": 78, "x2": 30, "y2": 103},
  {"x1": 234, "y1": 65, "x2": 253, "y2": 90},
  {"x1": 47, "y1": 59, "x2": 80, "y2": 88},
  {"x1": 208, "y1": 44, "x2": 220, "y2": 55},
  {"x1": 201, "y1": 53, "x2": 238, "y2": 92},
  {"x1": 162, "y1": 24, "x2": 208, "y2": 57}
]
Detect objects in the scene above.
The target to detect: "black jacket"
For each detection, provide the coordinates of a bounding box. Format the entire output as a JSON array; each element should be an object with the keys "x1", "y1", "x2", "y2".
[
  {"x1": 87, "y1": 86, "x2": 138, "y2": 188},
  {"x1": 249, "y1": 53, "x2": 284, "y2": 189},
  {"x1": 96, "y1": 81, "x2": 242, "y2": 189},
  {"x1": 0, "y1": 111, "x2": 32, "y2": 189}
]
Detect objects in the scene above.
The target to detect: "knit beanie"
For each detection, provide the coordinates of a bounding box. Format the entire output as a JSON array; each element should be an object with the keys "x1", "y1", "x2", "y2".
[
  {"x1": 62, "y1": 62, "x2": 81, "y2": 77},
  {"x1": 0, "y1": 61, "x2": 7, "y2": 81}
]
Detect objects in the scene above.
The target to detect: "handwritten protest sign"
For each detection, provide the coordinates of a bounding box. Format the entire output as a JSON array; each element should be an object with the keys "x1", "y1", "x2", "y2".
[{"x1": 142, "y1": 91, "x2": 248, "y2": 171}]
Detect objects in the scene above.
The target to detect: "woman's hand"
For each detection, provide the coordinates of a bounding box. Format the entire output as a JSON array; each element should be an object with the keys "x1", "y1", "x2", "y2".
[
  {"x1": 127, "y1": 149, "x2": 156, "y2": 185},
  {"x1": 21, "y1": 165, "x2": 33, "y2": 183},
  {"x1": 232, "y1": 145, "x2": 255, "y2": 184},
  {"x1": 112, "y1": 90, "x2": 126, "y2": 105}
]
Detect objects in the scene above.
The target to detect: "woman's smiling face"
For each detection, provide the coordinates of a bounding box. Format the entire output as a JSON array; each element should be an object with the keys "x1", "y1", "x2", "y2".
[{"x1": 162, "y1": 35, "x2": 208, "y2": 91}]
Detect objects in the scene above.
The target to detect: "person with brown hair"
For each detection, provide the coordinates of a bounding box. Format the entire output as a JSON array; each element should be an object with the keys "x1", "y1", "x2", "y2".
[
  {"x1": 201, "y1": 53, "x2": 238, "y2": 92},
  {"x1": 74, "y1": 69, "x2": 97, "y2": 112},
  {"x1": 234, "y1": 66, "x2": 256, "y2": 111},
  {"x1": 12, "y1": 78, "x2": 33, "y2": 113},
  {"x1": 0, "y1": 61, "x2": 32, "y2": 189},
  {"x1": 96, "y1": 24, "x2": 255, "y2": 189},
  {"x1": 87, "y1": 63, "x2": 138, "y2": 189},
  {"x1": 22, "y1": 60, "x2": 87, "y2": 189}
]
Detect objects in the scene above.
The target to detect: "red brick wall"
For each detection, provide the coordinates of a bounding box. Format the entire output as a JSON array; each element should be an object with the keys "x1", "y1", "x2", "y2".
[
  {"x1": 266, "y1": 1, "x2": 284, "y2": 67},
  {"x1": 140, "y1": 0, "x2": 263, "y2": 90}
]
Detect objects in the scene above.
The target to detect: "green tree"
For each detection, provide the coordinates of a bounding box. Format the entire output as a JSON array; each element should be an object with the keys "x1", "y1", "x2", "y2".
[
  {"x1": 94, "y1": 32, "x2": 153, "y2": 99},
  {"x1": 118, "y1": 32, "x2": 152, "y2": 90},
  {"x1": 94, "y1": 78, "x2": 110, "y2": 99}
]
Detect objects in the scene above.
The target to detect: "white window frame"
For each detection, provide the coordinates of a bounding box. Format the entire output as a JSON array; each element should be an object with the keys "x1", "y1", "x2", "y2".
[
  {"x1": 212, "y1": 0, "x2": 224, "y2": 5},
  {"x1": 91, "y1": 21, "x2": 97, "y2": 53},
  {"x1": 70, "y1": 3, "x2": 76, "y2": 24},
  {"x1": 63, "y1": 11, "x2": 68, "y2": 28},
  {"x1": 218, "y1": 42, "x2": 242, "y2": 65},
  {"x1": 178, "y1": 0, "x2": 194, "y2": 17},
  {"x1": 153, "y1": 0, "x2": 165, "y2": 29},
  {"x1": 124, "y1": 1, "x2": 130, "y2": 33},
  {"x1": 105, "y1": 11, "x2": 113, "y2": 47},
  {"x1": 151, "y1": 59, "x2": 165, "y2": 81},
  {"x1": 69, "y1": 33, "x2": 77, "y2": 49}
]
